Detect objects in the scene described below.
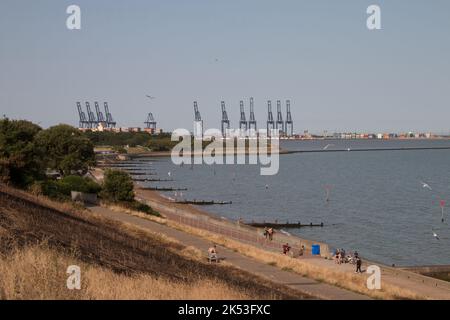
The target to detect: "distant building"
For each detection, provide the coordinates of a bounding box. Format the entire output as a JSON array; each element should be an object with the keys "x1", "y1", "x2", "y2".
[{"x1": 144, "y1": 128, "x2": 163, "y2": 135}]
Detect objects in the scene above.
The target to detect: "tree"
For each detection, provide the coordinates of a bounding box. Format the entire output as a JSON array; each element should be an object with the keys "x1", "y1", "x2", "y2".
[
  {"x1": 35, "y1": 124, "x2": 95, "y2": 176},
  {"x1": 0, "y1": 118, "x2": 44, "y2": 186},
  {"x1": 101, "y1": 169, "x2": 134, "y2": 202}
]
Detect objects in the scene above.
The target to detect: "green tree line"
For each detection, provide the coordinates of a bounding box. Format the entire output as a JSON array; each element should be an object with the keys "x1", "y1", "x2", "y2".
[{"x1": 1, "y1": 119, "x2": 95, "y2": 187}]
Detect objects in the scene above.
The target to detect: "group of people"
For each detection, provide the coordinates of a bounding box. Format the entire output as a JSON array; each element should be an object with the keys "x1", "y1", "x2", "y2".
[
  {"x1": 263, "y1": 227, "x2": 275, "y2": 240},
  {"x1": 334, "y1": 249, "x2": 363, "y2": 273},
  {"x1": 282, "y1": 243, "x2": 306, "y2": 256}
]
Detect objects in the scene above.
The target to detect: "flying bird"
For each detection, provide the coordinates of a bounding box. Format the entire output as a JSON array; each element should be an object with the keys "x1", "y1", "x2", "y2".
[
  {"x1": 323, "y1": 144, "x2": 334, "y2": 150},
  {"x1": 324, "y1": 186, "x2": 331, "y2": 202},
  {"x1": 432, "y1": 229, "x2": 440, "y2": 240},
  {"x1": 167, "y1": 171, "x2": 171, "y2": 177},
  {"x1": 420, "y1": 181, "x2": 432, "y2": 190},
  {"x1": 145, "y1": 95, "x2": 156, "y2": 99}
]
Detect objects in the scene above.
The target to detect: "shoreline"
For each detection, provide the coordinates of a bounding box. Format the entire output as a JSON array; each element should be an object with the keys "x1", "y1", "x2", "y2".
[
  {"x1": 96, "y1": 153, "x2": 449, "y2": 269},
  {"x1": 133, "y1": 186, "x2": 450, "y2": 299},
  {"x1": 92, "y1": 164, "x2": 450, "y2": 299}
]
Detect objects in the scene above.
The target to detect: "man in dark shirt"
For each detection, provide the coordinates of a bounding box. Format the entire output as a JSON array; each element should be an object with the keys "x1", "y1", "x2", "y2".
[{"x1": 356, "y1": 256, "x2": 362, "y2": 273}]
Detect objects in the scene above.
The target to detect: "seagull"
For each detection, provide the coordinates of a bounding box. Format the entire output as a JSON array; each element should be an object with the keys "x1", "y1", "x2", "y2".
[
  {"x1": 168, "y1": 171, "x2": 171, "y2": 177},
  {"x1": 265, "y1": 184, "x2": 269, "y2": 189},
  {"x1": 325, "y1": 187, "x2": 331, "y2": 202},
  {"x1": 347, "y1": 148, "x2": 351, "y2": 151},
  {"x1": 323, "y1": 144, "x2": 334, "y2": 150},
  {"x1": 420, "y1": 181, "x2": 432, "y2": 190},
  {"x1": 432, "y1": 229, "x2": 440, "y2": 240},
  {"x1": 145, "y1": 95, "x2": 156, "y2": 99}
]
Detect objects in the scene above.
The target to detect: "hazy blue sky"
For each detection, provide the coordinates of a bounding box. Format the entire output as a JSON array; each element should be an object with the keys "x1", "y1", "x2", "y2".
[{"x1": 1, "y1": 0, "x2": 450, "y2": 133}]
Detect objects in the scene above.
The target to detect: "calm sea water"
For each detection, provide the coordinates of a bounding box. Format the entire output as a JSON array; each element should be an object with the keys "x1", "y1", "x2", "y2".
[{"x1": 137, "y1": 139, "x2": 450, "y2": 266}]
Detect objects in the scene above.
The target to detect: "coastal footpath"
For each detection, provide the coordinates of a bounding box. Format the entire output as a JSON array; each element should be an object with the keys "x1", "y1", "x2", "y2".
[{"x1": 131, "y1": 187, "x2": 450, "y2": 299}]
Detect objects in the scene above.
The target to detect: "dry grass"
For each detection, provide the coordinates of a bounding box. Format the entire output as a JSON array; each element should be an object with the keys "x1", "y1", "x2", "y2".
[
  {"x1": 119, "y1": 204, "x2": 424, "y2": 300},
  {"x1": 0, "y1": 185, "x2": 307, "y2": 300},
  {"x1": 0, "y1": 245, "x2": 251, "y2": 300}
]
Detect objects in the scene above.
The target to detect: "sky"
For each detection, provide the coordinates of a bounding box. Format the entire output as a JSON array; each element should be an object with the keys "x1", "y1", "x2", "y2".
[{"x1": 1, "y1": 0, "x2": 450, "y2": 134}]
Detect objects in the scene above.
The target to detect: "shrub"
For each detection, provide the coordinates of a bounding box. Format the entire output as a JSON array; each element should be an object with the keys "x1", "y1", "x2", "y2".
[
  {"x1": 101, "y1": 170, "x2": 134, "y2": 202},
  {"x1": 58, "y1": 175, "x2": 102, "y2": 194},
  {"x1": 34, "y1": 124, "x2": 95, "y2": 176},
  {"x1": 38, "y1": 180, "x2": 65, "y2": 200},
  {"x1": 0, "y1": 118, "x2": 44, "y2": 187},
  {"x1": 128, "y1": 201, "x2": 160, "y2": 217},
  {"x1": 112, "y1": 146, "x2": 127, "y2": 154},
  {"x1": 38, "y1": 176, "x2": 101, "y2": 200}
]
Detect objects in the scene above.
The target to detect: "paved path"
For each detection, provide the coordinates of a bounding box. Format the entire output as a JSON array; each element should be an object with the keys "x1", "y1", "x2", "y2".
[
  {"x1": 308, "y1": 256, "x2": 450, "y2": 299},
  {"x1": 134, "y1": 189, "x2": 450, "y2": 300},
  {"x1": 90, "y1": 206, "x2": 370, "y2": 300}
]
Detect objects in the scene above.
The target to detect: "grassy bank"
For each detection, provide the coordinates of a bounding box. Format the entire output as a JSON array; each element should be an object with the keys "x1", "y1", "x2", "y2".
[
  {"x1": 0, "y1": 245, "x2": 253, "y2": 300},
  {"x1": 0, "y1": 185, "x2": 307, "y2": 300}
]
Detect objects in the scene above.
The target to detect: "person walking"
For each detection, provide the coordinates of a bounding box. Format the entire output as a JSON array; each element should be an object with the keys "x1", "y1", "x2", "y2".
[
  {"x1": 263, "y1": 227, "x2": 269, "y2": 239},
  {"x1": 282, "y1": 243, "x2": 291, "y2": 255},
  {"x1": 268, "y1": 228, "x2": 274, "y2": 241},
  {"x1": 355, "y1": 256, "x2": 362, "y2": 273}
]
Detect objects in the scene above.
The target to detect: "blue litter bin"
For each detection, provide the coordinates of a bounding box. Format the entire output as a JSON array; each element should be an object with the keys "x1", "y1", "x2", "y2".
[{"x1": 311, "y1": 244, "x2": 320, "y2": 255}]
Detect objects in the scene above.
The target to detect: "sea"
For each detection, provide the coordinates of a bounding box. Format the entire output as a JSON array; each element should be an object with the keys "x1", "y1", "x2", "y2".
[{"x1": 135, "y1": 139, "x2": 450, "y2": 266}]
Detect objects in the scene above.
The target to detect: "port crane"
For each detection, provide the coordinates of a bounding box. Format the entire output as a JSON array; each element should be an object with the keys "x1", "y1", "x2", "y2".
[
  {"x1": 276, "y1": 100, "x2": 284, "y2": 134},
  {"x1": 248, "y1": 97, "x2": 257, "y2": 132},
  {"x1": 104, "y1": 102, "x2": 116, "y2": 128},
  {"x1": 144, "y1": 112, "x2": 157, "y2": 130},
  {"x1": 239, "y1": 100, "x2": 248, "y2": 131},
  {"x1": 285, "y1": 100, "x2": 293, "y2": 136},
  {"x1": 221, "y1": 101, "x2": 230, "y2": 137},
  {"x1": 76, "y1": 102, "x2": 89, "y2": 128},
  {"x1": 267, "y1": 100, "x2": 275, "y2": 135},
  {"x1": 85, "y1": 102, "x2": 97, "y2": 128},
  {"x1": 94, "y1": 101, "x2": 106, "y2": 127}
]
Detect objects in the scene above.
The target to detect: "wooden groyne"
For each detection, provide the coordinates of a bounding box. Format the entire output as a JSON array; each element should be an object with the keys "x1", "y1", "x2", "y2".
[
  {"x1": 141, "y1": 187, "x2": 187, "y2": 191},
  {"x1": 133, "y1": 178, "x2": 174, "y2": 182},
  {"x1": 98, "y1": 164, "x2": 141, "y2": 168},
  {"x1": 175, "y1": 200, "x2": 232, "y2": 205},
  {"x1": 129, "y1": 172, "x2": 157, "y2": 176},
  {"x1": 246, "y1": 221, "x2": 324, "y2": 229},
  {"x1": 124, "y1": 170, "x2": 155, "y2": 174}
]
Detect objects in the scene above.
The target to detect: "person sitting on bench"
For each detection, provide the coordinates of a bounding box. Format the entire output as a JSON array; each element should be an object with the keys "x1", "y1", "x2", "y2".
[{"x1": 208, "y1": 244, "x2": 218, "y2": 263}]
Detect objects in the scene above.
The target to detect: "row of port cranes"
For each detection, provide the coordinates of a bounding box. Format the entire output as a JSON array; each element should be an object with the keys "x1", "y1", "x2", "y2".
[
  {"x1": 194, "y1": 98, "x2": 294, "y2": 138},
  {"x1": 76, "y1": 102, "x2": 116, "y2": 129},
  {"x1": 76, "y1": 102, "x2": 158, "y2": 131}
]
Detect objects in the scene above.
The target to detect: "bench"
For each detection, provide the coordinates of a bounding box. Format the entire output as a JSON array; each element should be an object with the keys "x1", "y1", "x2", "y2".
[{"x1": 208, "y1": 252, "x2": 219, "y2": 263}]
